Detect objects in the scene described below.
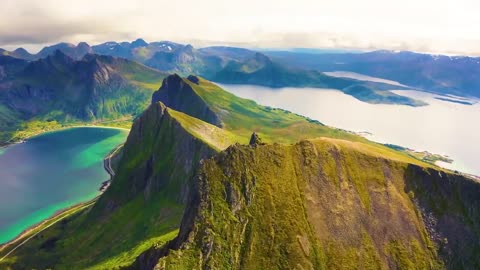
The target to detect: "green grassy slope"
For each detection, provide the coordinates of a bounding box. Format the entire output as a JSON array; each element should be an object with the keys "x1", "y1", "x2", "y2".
[
  {"x1": 154, "y1": 75, "x2": 354, "y2": 141},
  {"x1": 154, "y1": 75, "x2": 433, "y2": 167},
  {"x1": 2, "y1": 75, "x2": 477, "y2": 269},
  {"x1": 210, "y1": 53, "x2": 422, "y2": 106},
  {"x1": 0, "y1": 52, "x2": 167, "y2": 145},
  {"x1": 0, "y1": 102, "x2": 229, "y2": 269},
  {"x1": 157, "y1": 138, "x2": 479, "y2": 269}
]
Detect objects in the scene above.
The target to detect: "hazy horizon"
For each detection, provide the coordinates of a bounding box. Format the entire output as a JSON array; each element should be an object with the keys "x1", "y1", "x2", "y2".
[{"x1": 2, "y1": 0, "x2": 480, "y2": 56}]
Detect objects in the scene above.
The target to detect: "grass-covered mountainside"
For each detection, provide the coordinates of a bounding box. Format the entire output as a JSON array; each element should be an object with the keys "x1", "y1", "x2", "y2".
[
  {"x1": 210, "y1": 52, "x2": 421, "y2": 106},
  {"x1": 6, "y1": 39, "x2": 480, "y2": 100},
  {"x1": 1, "y1": 75, "x2": 478, "y2": 269},
  {"x1": 2, "y1": 40, "x2": 423, "y2": 106},
  {"x1": 0, "y1": 50, "x2": 167, "y2": 145},
  {"x1": 157, "y1": 139, "x2": 479, "y2": 269}
]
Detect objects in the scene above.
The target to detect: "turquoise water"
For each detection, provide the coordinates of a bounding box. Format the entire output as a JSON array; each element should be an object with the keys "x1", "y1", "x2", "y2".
[{"x1": 0, "y1": 127, "x2": 128, "y2": 244}]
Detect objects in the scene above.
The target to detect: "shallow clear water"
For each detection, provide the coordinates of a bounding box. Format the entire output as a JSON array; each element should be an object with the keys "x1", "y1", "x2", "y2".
[
  {"x1": 0, "y1": 127, "x2": 128, "y2": 244},
  {"x1": 218, "y1": 83, "x2": 480, "y2": 176}
]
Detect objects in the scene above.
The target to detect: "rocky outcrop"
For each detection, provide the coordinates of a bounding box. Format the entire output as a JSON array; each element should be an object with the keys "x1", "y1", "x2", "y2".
[
  {"x1": 0, "y1": 51, "x2": 165, "y2": 141},
  {"x1": 147, "y1": 138, "x2": 480, "y2": 269},
  {"x1": 404, "y1": 165, "x2": 480, "y2": 269},
  {"x1": 151, "y1": 74, "x2": 223, "y2": 127},
  {"x1": 95, "y1": 101, "x2": 217, "y2": 209},
  {"x1": 0, "y1": 102, "x2": 220, "y2": 269},
  {"x1": 248, "y1": 132, "x2": 264, "y2": 146},
  {"x1": 91, "y1": 101, "x2": 219, "y2": 269}
]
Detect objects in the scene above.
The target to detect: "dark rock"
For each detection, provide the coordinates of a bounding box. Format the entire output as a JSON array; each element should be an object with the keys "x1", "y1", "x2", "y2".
[
  {"x1": 249, "y1": 132, "x2": 263, "y2": 146},
  {"x1": 187, "y1": 75, "x2": 199, "y2": 84},
  {"x1": 152, "y1": 74, "x2": 223, "y2": 127}
]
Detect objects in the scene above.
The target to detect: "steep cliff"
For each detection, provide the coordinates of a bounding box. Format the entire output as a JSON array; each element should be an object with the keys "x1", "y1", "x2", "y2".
[
  {"x1": 2, "y1": 76, "x2": 478, "y2": 270},
  {"x1": 152, "y1": 138, "x2": 480, "y2": 270},
  {"x1": 0, "y1": 51, "x2": 167, "y2": 144},
  {"x1": 0, "y1": 102, "x2": 235, "y2": 269},
  {"x1": 151, "y1": 74, "x2": 223, "y2": 127}
]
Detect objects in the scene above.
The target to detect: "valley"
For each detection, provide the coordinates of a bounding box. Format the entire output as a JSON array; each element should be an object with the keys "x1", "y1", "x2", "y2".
[
  {"x1": 0, "y1": 38, "x2": 479, "y2": 269},
  {"x1": 0, "y1": 75, "x2": 478, "y2": 269}
]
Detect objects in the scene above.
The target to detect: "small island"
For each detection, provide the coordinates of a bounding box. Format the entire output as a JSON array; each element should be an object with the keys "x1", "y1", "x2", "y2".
[{"x1": 434, "y1": 97, "x2": 474, "y2": 105}]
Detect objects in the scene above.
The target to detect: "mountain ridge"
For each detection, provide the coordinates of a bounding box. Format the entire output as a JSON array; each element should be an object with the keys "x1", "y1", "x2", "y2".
[
  {"x1": 266, "y1": 50, "x2": 480, "y2": 98},
  {"x1": 0, "y1": 50, "x2": 167, "y2": 145},
  {"x1": 1, "y1": 75, "x2": 479, "y2": 269},
  {"x1": 1, "y1": 40, "x2": 424, "y2": 106}
]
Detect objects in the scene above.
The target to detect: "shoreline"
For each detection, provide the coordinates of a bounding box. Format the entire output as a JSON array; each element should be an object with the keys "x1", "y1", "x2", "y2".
[
  {"x1": 0, "y1": 136, "x2": 125, "y2": 260},
  {"x1": 0, "y1": 198, "x2": 96, "y2": 256},
  {"x1": 100, "y1": 143, "x2": 124, "y2": 192},
  {"x1": 0, "y1": 124, "x2": 130, "y2": 150}
]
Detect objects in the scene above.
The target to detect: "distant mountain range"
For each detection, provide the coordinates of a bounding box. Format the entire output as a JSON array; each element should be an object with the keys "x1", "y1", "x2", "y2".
[
  {"x1": 1, "y1": 39, "x2": 423, "y2": 107},
  {"x1": 3, "y1": 38, "x2": 480, "y2": 144},
  {"x1": 4, "y1": 39, "x2": 480, "y2": 101},
  {"x1": 0, "y1": 50, "x2": 166, "y2": 144},
  {"x1": 266, "y1": 50, "x2": 480, "y2": 98},
  {"x1": 3, "y1": 74, "x2": 479, "y2": 269}
]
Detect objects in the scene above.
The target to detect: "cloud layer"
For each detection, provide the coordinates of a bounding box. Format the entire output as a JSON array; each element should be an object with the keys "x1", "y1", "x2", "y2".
[{"x1": 2, "y1": 0, "x2": 480, "y2": 55}]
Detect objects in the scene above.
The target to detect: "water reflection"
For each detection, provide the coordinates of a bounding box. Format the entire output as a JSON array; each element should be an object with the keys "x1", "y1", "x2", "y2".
[{"x1": 218, "y1": 83, "x2": 480, "y2": 176}]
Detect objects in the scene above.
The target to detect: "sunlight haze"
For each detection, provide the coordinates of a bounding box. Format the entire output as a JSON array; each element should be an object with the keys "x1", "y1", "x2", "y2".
[{"x1": 1, "y1": 0, "x2": 480, "y2": 55}]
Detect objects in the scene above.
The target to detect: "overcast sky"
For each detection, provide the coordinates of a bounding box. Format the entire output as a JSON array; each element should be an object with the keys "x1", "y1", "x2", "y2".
[{"x1": 1, "y1": 0, "x2": 480, "y2": 55}]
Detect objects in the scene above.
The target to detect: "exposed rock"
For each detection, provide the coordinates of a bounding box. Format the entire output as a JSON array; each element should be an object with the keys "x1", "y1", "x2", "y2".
[
  {"x1": 0, "y1": 52, "x2": 163, "y2": 129},
  {"x1": 187, "y1": 75, "x2": 199, "y2": 84},
  {"x1": 152, "y1": 74, "x2": 223, "y2": 127},
  {"x1": 248, "y1": 132, "x2": 263, "y2": 147},
  {"x1": 147, "y1": 139, "x2": 480, "y2": 269}
]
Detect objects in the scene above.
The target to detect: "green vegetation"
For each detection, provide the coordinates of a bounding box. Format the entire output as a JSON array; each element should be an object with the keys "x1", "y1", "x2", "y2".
[
  {"x1": 0, "y1": 120, "x2": 60, "y2": 145},
  {"x1": 385, "y1": 144, "x2": 454, "y2": 165},
  {"x1": 0, "y1": 200, "x2": 96, "y2": 263},
  {"x1": 0, "y1": 118, "x2": 133, "y2": 146},
  {"x1": 0, "y1": 52, "x2": 166, "y2": 146},
  {"x1": 0, "y1": 102, "x2": 218, "y2": 269},
  {"x1": 186, "y1": 77, "x2": 364, "y2": 143},
  {"x1": 1, "y1": 75, "x2": 479, "y2": 269},
  {"x1": 168, "y1": 108, "x2": 245, "y2": 151},
  {"x1": 158, "y1": 139, "x2": 444, "y2": 269}
]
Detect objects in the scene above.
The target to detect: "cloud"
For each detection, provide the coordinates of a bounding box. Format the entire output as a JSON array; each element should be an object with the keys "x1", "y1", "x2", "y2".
[
  {"x1": 2, "y1": 0, "x2": 480, "y2": 55},
  {"x1": 0, "y1": 0, "x2": 136, "y2": 49}
]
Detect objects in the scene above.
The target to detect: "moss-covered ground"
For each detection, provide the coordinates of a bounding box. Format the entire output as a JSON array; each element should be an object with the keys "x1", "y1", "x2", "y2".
[{"x1": 1, "y1": 75, "x2": 476, "y2": 269}]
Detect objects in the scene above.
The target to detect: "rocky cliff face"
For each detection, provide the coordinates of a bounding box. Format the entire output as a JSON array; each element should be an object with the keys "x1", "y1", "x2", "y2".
[
  {"x1": 96, "y1": 101, "x2": 217, "y2": 208},
  {"x1": 2, "y1": 76, "x2": 479, "y2": 270},
  {"x1": 78, "y1": 101, "x2": 219, "y2": 268},
  {"x1": 404, "y1": 165, "x2": 480, "y2": 269},
  {"x1": 151, "y1": 74, "x2": 223, "y2": 127},
  {"x1": 0, "y1": 102, "x2": 221, "y2": 269},
  {"x1": 0, "y1": 51, "x2": 167, "y2": 144},
  {"x1": 2, "y1": 51, "x2": 132, "y2": 120},
  {"x1": 148, "y1": 138, "x2": 479, "y2": 270}
]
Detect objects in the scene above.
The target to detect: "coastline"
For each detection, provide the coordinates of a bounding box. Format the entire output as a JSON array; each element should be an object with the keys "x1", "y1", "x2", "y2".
[
  {"x1": 0, "y1": 132, "x2": 126, "y2": 260},
  {"x1": 0, "y1": 124, "x2": 130, "y2": 150},
  {"x1": 100, "y1": 143, "x2": 124, "y2": 192},
  {"x1": 0, "y1": 199, "x2": 96, "y2": 259}
]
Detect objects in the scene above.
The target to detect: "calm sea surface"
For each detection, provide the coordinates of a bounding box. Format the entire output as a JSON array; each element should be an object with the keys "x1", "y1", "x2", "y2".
[
  {"x1": 219, "y1": 83, "x2": 480, "y2": 176},
  {"x1": 0, "y1": 127, "x2": 128, "y2": 244}
]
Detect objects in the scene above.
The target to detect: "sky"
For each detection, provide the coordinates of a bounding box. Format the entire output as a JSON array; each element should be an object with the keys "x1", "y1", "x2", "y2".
[{"x1": 1, "y1": 0, "x2": 480, "y2": 55}]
